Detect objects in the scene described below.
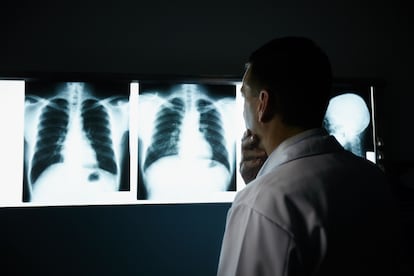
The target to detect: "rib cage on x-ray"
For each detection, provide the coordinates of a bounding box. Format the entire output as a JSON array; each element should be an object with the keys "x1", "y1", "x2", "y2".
[
  {"x1": 30, "y1": 98, "x2": 70, "y2": 185},
  {"x1": 144, "y1": 96, "x2": 231, "y2": 172},
  {"x1": 143, "y1": 97, "x2": 185, "y2": 171},
  {"x1": 24, "y1": 82, "x2": 129, "y2": 202},
  {"x1": 196, "y1": 99, "x2": 230, "y2": 171},
  {"x1": 138, "y1": 84, "x2": 236, "y2": 200},
  {"x1": 81, "y1": 99, "x2": 118, "y2": 175}
]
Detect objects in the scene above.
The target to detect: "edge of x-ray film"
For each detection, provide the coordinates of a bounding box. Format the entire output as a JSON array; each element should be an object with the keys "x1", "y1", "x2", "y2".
[{"x1": 369, "y1": 85, "x2": 377, "y2": 163}]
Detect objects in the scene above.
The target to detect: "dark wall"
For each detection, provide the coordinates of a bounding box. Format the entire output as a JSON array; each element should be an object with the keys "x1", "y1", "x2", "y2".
[
  {"x1": 0, "y1": 204, "x2": 229, "y2": 276},
  {"x1": 1, "y1": 0, "x2": 413, "y2": 275}
]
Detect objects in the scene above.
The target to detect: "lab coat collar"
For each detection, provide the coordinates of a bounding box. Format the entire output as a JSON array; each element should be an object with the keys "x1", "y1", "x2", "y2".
[{"x1": 257, "y1": 128, "x2": 343, "y2": 177}]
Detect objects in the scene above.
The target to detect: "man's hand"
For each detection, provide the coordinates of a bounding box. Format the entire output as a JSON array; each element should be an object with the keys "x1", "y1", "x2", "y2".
[{"x1": 239, "y1": 129, "x2": 268, "y2": 184}]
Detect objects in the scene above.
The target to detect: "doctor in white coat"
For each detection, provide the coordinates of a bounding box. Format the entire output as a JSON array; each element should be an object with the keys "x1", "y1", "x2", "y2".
[{"x1": 217, "y1": 37, "x2": 399, "y2": 276}]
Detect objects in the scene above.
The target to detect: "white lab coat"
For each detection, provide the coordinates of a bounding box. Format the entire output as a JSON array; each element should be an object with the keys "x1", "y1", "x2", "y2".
[{"x1": 217, "y1": 129, "x2": 398, "y2": 276}]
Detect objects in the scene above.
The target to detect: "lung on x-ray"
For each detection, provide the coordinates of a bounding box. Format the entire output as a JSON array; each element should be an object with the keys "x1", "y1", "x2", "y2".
[
  {"x1": 137, "y1": 82, "x2": 237, "y2": 201},
  {"x1": 23, "y1": 81, "x2": 130, "y2": 203},
  {"x1": 323, "y1": 85, "x2": 376, "y2": 162}
]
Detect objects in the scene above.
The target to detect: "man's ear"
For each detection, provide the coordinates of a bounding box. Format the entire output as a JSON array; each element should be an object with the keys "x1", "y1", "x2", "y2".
[{"x1": 257, "y1": 90, "x2": 273, "y2": 123}]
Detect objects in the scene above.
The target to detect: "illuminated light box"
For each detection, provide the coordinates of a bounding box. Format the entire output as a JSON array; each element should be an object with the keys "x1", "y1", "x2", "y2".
[
  {"x1": 0, "y1": 76, "x2": 382, "y2": 207},
  {"x1": 0, "y1": 78, "x2": 244, "y2": 207},
  {"x1": 0, "y1": 80, "x2": 25, "y2": 207}
]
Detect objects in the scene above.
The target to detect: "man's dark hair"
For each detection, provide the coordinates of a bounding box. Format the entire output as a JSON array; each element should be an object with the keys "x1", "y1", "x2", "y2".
[{"x1": 247, "y1": 36, "x2": 332, "y2": 129}]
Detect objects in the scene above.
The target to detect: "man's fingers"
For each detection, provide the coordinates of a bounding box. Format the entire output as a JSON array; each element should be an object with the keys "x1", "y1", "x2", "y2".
[
  {"x1": 240, "y1": 158, "x2": 265, "y2": 172},
  {"x1": 242, "y1": 148, "x2": 267, "y2": 161},
  {"x1": 239, "y1": 158, "x2": 266, "y2": 184},
  {"x1": 242, "y1": 129, "x2": 253, "y2": 140},
  {"x1": 242, "y1": 134, "x2": 260, "y2": 149}
]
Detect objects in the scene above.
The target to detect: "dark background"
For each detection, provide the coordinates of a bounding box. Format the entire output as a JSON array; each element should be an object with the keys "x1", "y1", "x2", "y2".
[{"x1": 1, "y1": 0, "x2": 413, "y2": 275}]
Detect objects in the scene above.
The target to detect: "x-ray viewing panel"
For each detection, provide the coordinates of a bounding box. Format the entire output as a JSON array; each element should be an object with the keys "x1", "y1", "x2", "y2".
[
  {"x1": 0, "y1": 78, "x2": 380, "y2": 207},
  {"x1": 137, "y1": 83, "x2": 238, "y2": 202},
  {"x1": 323, "y1": 86, "x2": 376, "y2": 162},
  {"x1": 0, "y1": 79, "x2": 242, "y2": 207}
]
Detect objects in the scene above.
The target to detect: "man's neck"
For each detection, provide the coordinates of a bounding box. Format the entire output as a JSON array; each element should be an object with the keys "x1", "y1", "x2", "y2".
[{"x1": 261, "y1": 118, "x2": 307, "y2": 155}]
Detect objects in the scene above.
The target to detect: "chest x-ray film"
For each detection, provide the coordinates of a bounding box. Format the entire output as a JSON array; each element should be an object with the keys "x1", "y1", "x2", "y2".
[
  {"x1": 137, "y1": 83, "x2": 237, "y2": 202},
  {"x1": 23, "y1": 81, "x2": 130, "y2": 204},
  {"x1": 323, "y1": 86, "x2": 376, "y2": 162}
]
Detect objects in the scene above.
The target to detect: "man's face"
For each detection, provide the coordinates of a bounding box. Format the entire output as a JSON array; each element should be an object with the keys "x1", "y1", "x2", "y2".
[{"x1": 241, "y1": 67, "x2": 260, "y2": 133}]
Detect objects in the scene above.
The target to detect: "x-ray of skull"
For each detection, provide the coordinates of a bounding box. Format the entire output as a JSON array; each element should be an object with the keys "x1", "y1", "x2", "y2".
[{"x1": 323, "y1": 88, "x2": 376, "y2": 162}]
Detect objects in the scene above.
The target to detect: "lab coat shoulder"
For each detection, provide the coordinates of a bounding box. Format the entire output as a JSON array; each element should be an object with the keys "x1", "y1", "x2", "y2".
[{"x1": 234, "y1": 157, "x2": 330, "y2": 236}]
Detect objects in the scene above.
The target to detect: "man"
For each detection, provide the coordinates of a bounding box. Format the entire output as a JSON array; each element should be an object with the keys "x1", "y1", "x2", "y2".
[{"x1": 217, "y1": 37, "x2": 399, "y2": 276}]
